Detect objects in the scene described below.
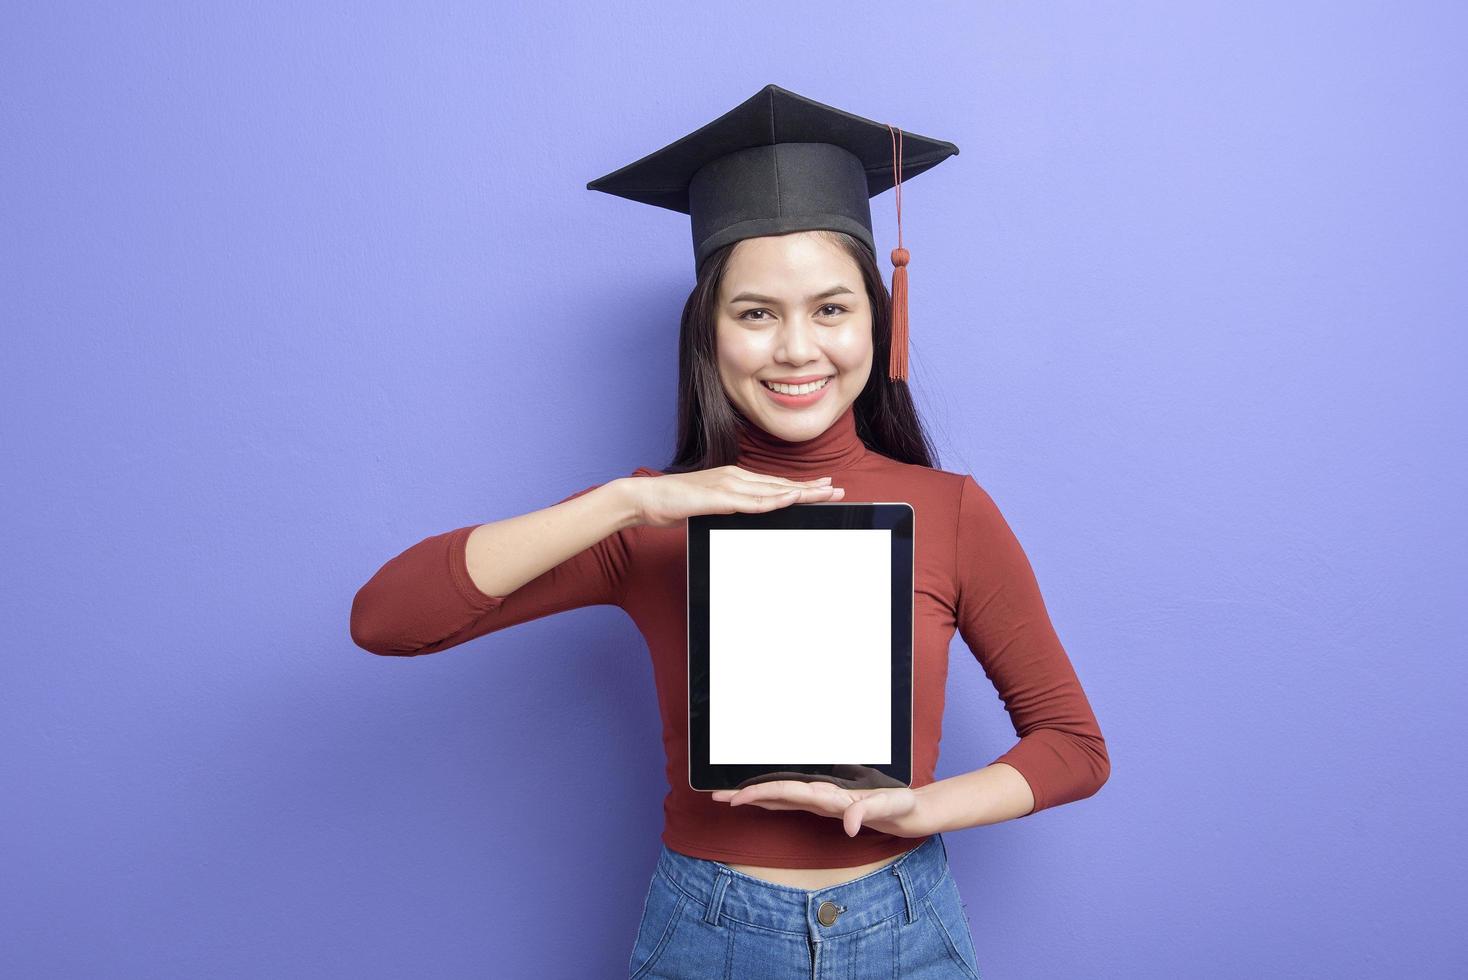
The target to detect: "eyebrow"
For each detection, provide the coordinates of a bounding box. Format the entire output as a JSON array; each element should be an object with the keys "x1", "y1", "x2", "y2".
[{"x1": 728, "y1": 285, "x2": 857, "y2": 305}]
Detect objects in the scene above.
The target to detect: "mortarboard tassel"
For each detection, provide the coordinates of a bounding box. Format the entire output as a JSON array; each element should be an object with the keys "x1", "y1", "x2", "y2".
[{"x1": 886, "y1": 123, "x2": 909, "y2": 383}]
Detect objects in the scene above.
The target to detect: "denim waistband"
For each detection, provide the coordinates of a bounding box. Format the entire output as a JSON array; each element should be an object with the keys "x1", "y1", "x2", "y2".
[{"x1": 653, "y1": 834, "x2": 949, "y2": 940}]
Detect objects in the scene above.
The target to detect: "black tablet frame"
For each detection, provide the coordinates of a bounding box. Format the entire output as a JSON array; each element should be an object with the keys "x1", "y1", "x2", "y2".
[{"x1": 686, "y1": 501, "x2": 914, "y2": 793}]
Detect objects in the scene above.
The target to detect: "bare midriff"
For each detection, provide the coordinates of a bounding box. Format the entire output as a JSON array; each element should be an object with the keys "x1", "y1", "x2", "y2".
[{"x1": 721, "y1": 851, "x2": 905, "y2": 890}]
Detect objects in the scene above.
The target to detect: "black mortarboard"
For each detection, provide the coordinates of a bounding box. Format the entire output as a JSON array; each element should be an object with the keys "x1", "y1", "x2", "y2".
[{"x1": 586, "y1": 83, "x2": 960, "y2": 382}]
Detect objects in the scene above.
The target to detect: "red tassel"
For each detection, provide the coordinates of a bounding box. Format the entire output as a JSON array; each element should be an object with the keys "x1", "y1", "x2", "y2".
[
  {"x1": 886, "y1": 123, "x2": 909, "y2": 383},
  {"x1": 889, "y1": 247, "x2": 909, "y2": 382}
]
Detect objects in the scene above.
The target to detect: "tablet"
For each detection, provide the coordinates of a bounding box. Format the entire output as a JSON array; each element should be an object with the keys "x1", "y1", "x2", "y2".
[{"x1": 686, "y1": 501, "x2": 914, "y2": 793}]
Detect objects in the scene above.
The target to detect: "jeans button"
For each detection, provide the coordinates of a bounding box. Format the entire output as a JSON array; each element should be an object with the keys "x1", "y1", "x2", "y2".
[{"x1": 817, "y1": 900, "x2": 843, "y2": 926}]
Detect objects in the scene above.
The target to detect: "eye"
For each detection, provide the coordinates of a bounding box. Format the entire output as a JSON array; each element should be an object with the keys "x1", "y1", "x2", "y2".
[{"x1": 737, "y1": 304, "x2": 847, "y2": 322}]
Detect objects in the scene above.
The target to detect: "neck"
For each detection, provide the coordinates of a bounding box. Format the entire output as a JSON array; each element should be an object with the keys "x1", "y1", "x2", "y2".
[{"x1": 734, "y1": 403, "x2": 867, "y2": 478}]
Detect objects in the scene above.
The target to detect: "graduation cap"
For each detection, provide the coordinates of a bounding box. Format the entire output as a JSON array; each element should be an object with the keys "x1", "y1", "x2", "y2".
[{"x1": 586, "y1": 83, "x2": 959, "y2": 382}]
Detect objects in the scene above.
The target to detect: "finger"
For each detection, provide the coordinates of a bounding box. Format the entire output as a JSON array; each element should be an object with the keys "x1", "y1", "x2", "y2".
[
  {"x1": 739, "y1": 475, "x2": 834, "y2": 489},
  {"x1": 735, "y1": 782, "x2": 850, "y2": 815},
  {"x1": 737, "y1": 796, "x2": 847, "y2": 818},
  {"x1": 721, "y1": 479, "x2": 841, "y2": 508},
  {"x1": 727, "y1": 781, "x2": 799, "y2": 804},
  {"x1": 763, "y1": 486, "x2": 844, "y2": 506},
  {"x1": 728, "y1": 481, "x2": 845, "y2": 504},
  {"x1": 732, "y1": 780, "x2": 856, "y2": 803},
  {"x1": 844, "y1": 799, "x2": 866, "y2": 837},
  {"x1": 733, "y1": 468, "x2": 834, "y2": 487},
  {"x1": 727, "y1": 781, "x2": 810, "y2": 806},
  {"x1": 736, "y1": 800, "x2": 811, "y2": 813},
  {"x1": 729, "y1": 488, "x2": 840, "y2": 512},
  {"x1": 725, "y1": 478, "x2": 835, "y2": 498}
]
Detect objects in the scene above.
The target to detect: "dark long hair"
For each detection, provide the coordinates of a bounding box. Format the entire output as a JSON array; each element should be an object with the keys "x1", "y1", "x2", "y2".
[{"x1": 661, "y1": 230, "x2": 939, "y2": 474}]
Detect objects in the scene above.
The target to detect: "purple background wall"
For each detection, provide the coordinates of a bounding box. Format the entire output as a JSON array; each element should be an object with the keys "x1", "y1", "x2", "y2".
[{"x1": 4, "y1": 2, "x2": 1464, "y2": 977}]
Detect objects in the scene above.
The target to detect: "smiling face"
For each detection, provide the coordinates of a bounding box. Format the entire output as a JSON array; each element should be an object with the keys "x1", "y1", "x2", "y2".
[{"x1": 715, "y1": 231, "x2": 874, "y2": 442}]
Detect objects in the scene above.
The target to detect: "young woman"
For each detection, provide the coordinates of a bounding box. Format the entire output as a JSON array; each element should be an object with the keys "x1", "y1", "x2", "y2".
[{"x1": 351, "y1": 86, "x2": 1108, "y2": 979}]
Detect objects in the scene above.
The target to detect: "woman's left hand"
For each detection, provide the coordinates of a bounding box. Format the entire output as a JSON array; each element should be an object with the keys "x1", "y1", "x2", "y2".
[{"x1": 711, "y1": 783, "x2": 929, "y2": 838}]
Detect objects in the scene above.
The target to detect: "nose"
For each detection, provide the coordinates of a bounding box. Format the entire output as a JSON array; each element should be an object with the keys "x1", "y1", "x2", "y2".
[{"x1": 774, "y1": 314, "x2": 820, "y2": 365}]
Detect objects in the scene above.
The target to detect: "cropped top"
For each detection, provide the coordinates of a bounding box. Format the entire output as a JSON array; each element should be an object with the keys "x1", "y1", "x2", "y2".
[{"x1": 349, "y1": 404, "x2": 1109, "y2": 868}]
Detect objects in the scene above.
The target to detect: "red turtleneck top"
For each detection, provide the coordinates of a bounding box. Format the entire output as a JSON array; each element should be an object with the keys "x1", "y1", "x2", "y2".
[{"x1": 350, "y1": 405, "x2": 1109, "y2": 868}]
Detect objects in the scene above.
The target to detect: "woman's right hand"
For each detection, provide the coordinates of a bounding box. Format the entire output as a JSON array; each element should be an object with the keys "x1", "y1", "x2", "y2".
[{"x1": 629, "y1": 466, "x2": 845, "y2": 529}]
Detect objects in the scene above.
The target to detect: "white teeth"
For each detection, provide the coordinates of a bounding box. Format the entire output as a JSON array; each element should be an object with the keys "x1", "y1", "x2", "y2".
[{"x1": 762, "y1": 377, "x2": 831, "y2": 395}]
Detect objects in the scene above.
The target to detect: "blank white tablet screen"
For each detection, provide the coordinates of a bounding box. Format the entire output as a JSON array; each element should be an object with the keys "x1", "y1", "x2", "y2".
[{"x1": 707, "y1": 527, "x2": 891, "y2": 764}]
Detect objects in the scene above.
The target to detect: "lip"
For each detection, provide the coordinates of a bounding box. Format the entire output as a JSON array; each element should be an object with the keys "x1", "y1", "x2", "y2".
[
  {"x1": 761, "y1": 374, "x2": 832, "y2": 384},
  {"x1": 760, "y1": 374, "x2": 834, "y2": 408}
]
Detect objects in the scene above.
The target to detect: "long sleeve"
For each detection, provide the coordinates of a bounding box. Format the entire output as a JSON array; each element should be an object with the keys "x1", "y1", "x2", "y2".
[
  {"x1": 349, "y1": 482, "x2": 633, "y2": 657},
  {"x1": 954, "y1": 474, "x2": 1110, "y2": 816}
]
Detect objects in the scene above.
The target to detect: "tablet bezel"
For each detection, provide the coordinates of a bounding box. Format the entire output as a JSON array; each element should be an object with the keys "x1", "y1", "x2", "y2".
[{"x1": 686, "y1": 501, "x2": 915, "y2": 793}]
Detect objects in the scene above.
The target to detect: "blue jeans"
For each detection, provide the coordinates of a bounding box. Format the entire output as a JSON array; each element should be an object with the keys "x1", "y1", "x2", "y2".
[{"x1": 628, "y1": 833, "x2": 983, "y2": 979}]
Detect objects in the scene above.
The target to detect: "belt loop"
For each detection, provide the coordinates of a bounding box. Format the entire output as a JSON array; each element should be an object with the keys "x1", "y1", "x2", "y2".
[
  {"x1": 891, "y1": 860, "x2": 918, "y2": 924},
  {"x1": 704, "y1": 868, "x2": 732, "y2": 925}
]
